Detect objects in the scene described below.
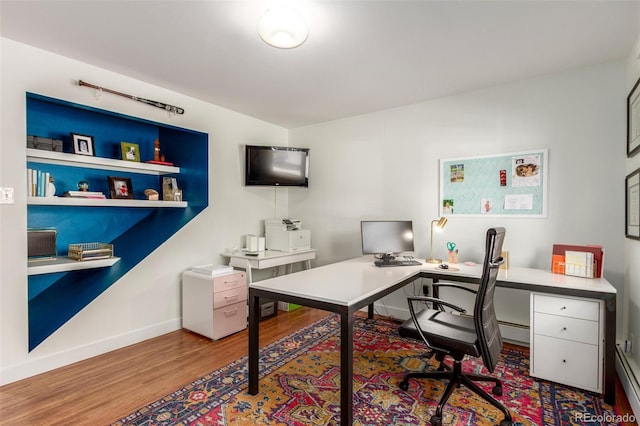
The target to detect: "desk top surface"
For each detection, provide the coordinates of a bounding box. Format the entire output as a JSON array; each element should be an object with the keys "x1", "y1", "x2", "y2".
[
  {"x1": 221, "y1": 248, "x2": 317, "y2": 260},
  {"x1": 249, "y1": 255, "x2": 616, "y2": 307}
]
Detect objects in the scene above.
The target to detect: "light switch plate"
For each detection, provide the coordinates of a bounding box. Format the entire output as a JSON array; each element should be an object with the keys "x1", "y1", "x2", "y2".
[{"x1": 0, "y1": 187, "x2": 15, "y2": 204}]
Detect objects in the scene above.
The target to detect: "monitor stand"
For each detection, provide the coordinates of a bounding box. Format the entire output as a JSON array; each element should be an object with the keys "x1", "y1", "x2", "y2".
[{"x1": 379, "y1": 253, "x2": 396, "y2": 263}]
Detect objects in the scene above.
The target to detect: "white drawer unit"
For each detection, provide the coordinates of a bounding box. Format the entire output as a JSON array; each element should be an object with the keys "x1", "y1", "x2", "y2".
[
  {"x1": 530, "y1": 292, "x2": 604, "y2": 393},
  {"x1": 182, "y1": 270, "x2": 247, "y2": 340}
]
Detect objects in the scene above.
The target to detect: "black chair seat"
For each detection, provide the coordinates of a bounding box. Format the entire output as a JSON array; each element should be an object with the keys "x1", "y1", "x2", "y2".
[{"x1": 399, "y1": 309, "x2": 480, "y2": 359}]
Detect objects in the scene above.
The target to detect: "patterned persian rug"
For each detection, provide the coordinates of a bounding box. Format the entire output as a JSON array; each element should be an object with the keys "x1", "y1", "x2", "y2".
[{"x1": 112, "y1": 315, "x2": 620, "y2": 425}]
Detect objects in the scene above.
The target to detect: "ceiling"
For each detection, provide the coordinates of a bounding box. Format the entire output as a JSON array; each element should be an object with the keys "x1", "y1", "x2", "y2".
[{"x1": 1, "y1": 0, "x2": 638, "y2": 129}]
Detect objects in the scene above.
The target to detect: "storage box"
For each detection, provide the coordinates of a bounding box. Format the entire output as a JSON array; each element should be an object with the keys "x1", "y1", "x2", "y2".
[
  {"x1": 278, "y1": 302, "x2": 302, "y2": 312},
  {"x1": 27, "y1": 135, "x2": 63, "y2": 152},
  {"x1": 27, "y1": 228, "x2": 57, "y2": 259}
]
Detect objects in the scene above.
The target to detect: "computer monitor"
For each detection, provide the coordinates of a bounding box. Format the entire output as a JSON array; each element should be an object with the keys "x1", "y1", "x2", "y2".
[{"x1": 361, "y1": 220, "x2": 415, "y2": 259}]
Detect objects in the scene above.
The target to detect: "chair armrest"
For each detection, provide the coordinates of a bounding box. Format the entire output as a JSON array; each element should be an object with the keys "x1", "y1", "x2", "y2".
[{"x1": 407, "y1": 296, "x2": 467, "y2": 315}]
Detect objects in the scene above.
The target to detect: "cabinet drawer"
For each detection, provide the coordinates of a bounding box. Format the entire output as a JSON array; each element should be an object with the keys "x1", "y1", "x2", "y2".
[
  {"x1": 213, "y1": 273, "x2": 246, "y2": 293},
  {"x1": 213, "y1": 286, "x2": 247, "y2": 309},
  {"x1": 212, "y1": 301, "x2": 247, "y2": 340},
  {"x1": 533, "y1": 312, "x2": 599, "y2": 345},
  {"x1": 532, "y1": 293, "x2": 600, "y2": 321},
  {"x1": 531, "y1": 334, "x2": 601, "y2": 392}
]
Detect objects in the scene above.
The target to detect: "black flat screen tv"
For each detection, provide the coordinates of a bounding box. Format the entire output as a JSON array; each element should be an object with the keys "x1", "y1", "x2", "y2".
[{"x1": 245, "y1": 145, "x2": 309, "y2": 187}]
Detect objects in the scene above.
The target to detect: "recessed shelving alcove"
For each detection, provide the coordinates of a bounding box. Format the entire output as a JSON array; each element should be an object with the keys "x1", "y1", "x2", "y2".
[{"x1": 26, "y1": 93, "x2": 208, "y2": 351}]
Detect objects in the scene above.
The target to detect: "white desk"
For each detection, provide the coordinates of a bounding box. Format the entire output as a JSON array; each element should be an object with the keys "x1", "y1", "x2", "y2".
[
  {"x1": 247, "y1": 255, "x2": 617, "y2": 426},
  {"x1": 221, "y1": 248, "x2": 316, "y2": 283}
]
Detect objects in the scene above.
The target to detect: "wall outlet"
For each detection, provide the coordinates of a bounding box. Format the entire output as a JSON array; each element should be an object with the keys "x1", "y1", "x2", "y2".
[{"x1": 0, "y1": 187, "x2": 14, "y2": 204}]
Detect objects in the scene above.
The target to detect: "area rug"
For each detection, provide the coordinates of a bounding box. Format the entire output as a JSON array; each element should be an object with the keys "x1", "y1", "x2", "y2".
[{"x1": 112, "y1": 315, "x2": 620, "y2": 425}]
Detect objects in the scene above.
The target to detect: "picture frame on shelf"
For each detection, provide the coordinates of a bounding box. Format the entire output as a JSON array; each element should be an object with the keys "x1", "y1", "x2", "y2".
[
  {"x1": 71, "y1": 133, "x2": 95, "y2": 156},
  {"x1": 107, "y1": 176, "x2": 134, "y2": 199},
  {"x1": 120, "y1": 141, "x2": 140, "y2": 162},
  {"x1": 627, "y1": 76, "x2": 640, "y2": 157},
  {"x1": 162, "y1": 176, "x2": 181, "y2": 201},
  {"x1": 626, "y1": 167, "x2": 640, "y2": 240}
]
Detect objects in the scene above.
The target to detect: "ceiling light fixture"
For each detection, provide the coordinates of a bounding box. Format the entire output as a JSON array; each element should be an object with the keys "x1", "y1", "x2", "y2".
[{"x1": 258, "y1": 5, "x2": 308, "y2": 49}]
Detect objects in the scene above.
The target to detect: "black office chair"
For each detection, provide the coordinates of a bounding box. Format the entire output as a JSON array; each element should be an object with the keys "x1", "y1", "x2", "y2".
[{"x1": 398, "y1": 227, "x2": 512, "y2": 426}]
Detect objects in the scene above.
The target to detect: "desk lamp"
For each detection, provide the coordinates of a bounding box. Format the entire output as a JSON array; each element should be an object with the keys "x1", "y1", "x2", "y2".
[{"x1": 427, "y1": 217, "x2": 448, "y2": 264}]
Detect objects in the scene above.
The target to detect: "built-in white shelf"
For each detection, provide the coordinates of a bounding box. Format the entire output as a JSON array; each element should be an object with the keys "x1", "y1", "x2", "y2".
[
  {"x1": 27, "y1": 256, "x2": 121, "y2": 275},
  {"x1": 27, "y1": 148, "x2": 180, "y2": 175},
  {"x1": 27, "y1": 197, "x2": 187, "y2": 208}
]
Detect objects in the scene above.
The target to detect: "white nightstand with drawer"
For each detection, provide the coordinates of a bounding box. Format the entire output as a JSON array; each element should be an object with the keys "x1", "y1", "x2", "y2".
[
  {"x1": 182, "y1": 270, "x2": 248, "y2": 340},
  {"x1": 530, "y1": 292, "x2": 604, "y2": 393}
]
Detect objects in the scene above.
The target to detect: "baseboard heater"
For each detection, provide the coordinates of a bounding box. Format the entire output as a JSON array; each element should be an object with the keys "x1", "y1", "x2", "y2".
[
  {"x1": 460, "y1": 313, "x2": 530, "y2": 345},
  {"x1": 616, "y1": 345, "x2": 640, "y2": 418}
]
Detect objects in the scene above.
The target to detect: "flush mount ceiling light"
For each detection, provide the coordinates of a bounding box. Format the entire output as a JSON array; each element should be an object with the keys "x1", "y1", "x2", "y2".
[{"x1": 258, "y1": 5, "x2": 308, "y2": 49}]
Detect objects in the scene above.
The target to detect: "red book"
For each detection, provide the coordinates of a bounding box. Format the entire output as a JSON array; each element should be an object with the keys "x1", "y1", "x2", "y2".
[{"x1": 146, "y1": 160, "x2": 175, "y2": 166}]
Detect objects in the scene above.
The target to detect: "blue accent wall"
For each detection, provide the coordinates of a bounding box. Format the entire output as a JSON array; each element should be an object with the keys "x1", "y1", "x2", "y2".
[{"x1": 26, "y1": 93, "x2": 209, "y2": 350}]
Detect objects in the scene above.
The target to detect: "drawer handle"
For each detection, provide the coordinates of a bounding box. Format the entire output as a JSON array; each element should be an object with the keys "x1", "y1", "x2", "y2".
[
  {"x1": 561, "y1": 327, "x2": 567, "y2": 332},
  {"x1": 560, "y1": 306, "x2": 567, "y2": 310},
  {"x1": 562, "y1": 359, "x2": 567, "y2": 363},
  {"x1": 224, "y1": 307, "x2": 239, "y2": 317},
  {"x1": 224, "y1": 294, "x2": 239, "y2": 301},
  {"x1": 224, "y1": 280, "x2": 238, "y2": 286}
]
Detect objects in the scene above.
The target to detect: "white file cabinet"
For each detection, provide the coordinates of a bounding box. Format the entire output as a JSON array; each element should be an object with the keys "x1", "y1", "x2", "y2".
[
  {"x1": 182, "y1": 270, "x2": 247, "y2": 340},
  {"x1": 530, "y1": 292, "x2": 603, "y2": 393}
]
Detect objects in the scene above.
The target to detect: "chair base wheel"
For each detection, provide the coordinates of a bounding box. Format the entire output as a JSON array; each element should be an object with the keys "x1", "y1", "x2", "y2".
[
  {"x1": 430, "y1": 415, "x2": 442, "y2": 426},
  {"x1": 398, "y1": 379, "x2": 409, "y2": 391},
  {"x1": 492, "y1": 384, "x2": 502, "y2": 396}
]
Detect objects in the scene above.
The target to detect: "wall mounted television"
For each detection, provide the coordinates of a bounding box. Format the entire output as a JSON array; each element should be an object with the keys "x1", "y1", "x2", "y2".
[{"x1": 245, "y1": 145, "x2": 309, "y2": 187}]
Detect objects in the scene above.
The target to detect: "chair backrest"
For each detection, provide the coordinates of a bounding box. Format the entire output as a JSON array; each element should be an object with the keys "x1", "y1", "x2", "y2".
[{"x1": 473, "y1": 227, "x2": 506, "y2": 372}]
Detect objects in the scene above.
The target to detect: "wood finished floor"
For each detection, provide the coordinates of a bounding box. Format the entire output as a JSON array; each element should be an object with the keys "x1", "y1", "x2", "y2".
[{"x1": 0, "y1": 307, "x2": 635, "y2": 425}]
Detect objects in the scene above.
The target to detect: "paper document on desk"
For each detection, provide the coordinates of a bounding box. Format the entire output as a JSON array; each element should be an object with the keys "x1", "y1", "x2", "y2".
[{"x1": 564, "y1": 251, "x2": 594, "y2": 278}]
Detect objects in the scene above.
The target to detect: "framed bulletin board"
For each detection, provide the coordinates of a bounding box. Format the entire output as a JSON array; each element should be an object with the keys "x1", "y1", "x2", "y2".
[{"x1": 439, "y1": 149, "x2": 548, "y2": 217}]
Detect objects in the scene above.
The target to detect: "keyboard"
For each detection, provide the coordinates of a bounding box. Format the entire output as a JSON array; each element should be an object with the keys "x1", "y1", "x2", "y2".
[{"x1": 374, "y1": 259, "x2": 422, "y2": 267}]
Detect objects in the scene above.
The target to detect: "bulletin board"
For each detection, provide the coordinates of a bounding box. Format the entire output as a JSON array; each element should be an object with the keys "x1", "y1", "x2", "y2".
[{"x1": 439, "y1": 149, "x2": 548, "y2": 217}]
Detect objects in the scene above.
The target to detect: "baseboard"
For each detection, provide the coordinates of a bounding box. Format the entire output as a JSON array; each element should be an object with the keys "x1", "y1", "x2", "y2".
[
  {"x1": 0, "y1": 318, "x2": 181, "y2": 386},
  {"x1": 616, "y1": 346, "x2": 640, "y2": 419}
]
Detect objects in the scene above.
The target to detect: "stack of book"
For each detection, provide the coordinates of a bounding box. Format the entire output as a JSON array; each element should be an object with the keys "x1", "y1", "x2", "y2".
[
  {"x1": 191, "y1": 264, "x2": 234, "y2": 276},
  {"x1": 551, "y1": 244, "x2": 604, "y2": 278},
  {"x1": 63, "y1": 190, "x2": 106, "y2": 199}
]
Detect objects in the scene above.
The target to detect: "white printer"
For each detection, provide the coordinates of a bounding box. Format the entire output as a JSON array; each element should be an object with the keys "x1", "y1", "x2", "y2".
[{"x1": 265, "y1": 218, "x2": 311, "y2": 252}]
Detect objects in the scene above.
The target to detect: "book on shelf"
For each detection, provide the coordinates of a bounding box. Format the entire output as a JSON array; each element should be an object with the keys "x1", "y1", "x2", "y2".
[
  {"x1": 551, "y1": 244, "x2": 604, "y2": 278},
  {"x1": 191, "y1": 264, "x2": 234, "y2": 276},
  {"x1": 63, "y1": 190, "x2": 106, "y2": 199},
  {"x1": 27, "y1": 168, "x2": 50, "y2": 197},
  {"x1": 146, "y1": 160, "x2": 175, "y2": 166}
]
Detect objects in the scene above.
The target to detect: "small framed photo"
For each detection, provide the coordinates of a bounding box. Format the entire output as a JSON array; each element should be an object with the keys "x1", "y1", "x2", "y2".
[
  {"x1": 121, "y1": 142, "x2": 140, "y2": 162},
  {"x1": 626, "y1": 167, "x2": 640, "y2": 240},
  {"x1": 628, "y1": 76, "x2": 640, "y2": 157},
  {"x1": 71, "y1": 133, "x2": 95, "y2": 156},
  {"x1": 107, "y1": 176, "x2": 134, "y2": 199}
]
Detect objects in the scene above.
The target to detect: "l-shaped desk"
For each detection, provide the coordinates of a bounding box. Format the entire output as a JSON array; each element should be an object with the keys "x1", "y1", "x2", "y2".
[{"x1": 247, "y1": 256, "x2": 617, "y2": 426}]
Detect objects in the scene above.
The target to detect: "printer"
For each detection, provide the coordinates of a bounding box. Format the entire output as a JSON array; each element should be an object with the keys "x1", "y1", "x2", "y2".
[{"x1": 265, "y1": 218, "x2": 311, "y2": 252}]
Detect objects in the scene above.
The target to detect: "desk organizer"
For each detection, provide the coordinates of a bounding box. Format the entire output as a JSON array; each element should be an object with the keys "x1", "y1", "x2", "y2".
[{"x1": 68, "y1": 243, "x2": 114, "y2": 261}]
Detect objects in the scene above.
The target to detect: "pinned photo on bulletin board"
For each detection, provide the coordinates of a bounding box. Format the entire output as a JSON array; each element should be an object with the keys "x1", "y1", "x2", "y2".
[{"x1": 439, "y1": 149, "x2": 548, "y2": 218}]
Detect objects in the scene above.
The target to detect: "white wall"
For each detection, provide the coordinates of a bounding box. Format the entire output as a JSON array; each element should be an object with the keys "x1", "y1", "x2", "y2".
[
  {"x1": 0, "y1": 38, "x2": 289, "y2": 384},
  {"x1": 289, "y1": 61, "x2": 627, "y2": 331}
]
